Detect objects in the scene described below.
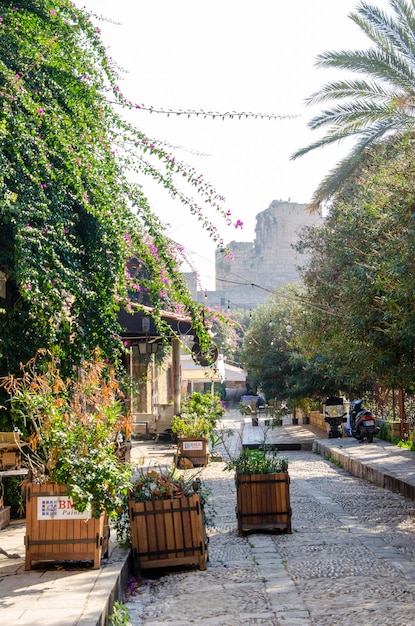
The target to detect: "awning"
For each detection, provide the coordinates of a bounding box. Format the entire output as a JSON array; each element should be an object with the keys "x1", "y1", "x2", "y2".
[{"x1": 118, "y1": 305, "x2": 194, "y2": 342}]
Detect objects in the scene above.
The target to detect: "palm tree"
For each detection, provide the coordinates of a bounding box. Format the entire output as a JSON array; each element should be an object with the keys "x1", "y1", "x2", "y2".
[{"x1": 292, "y1": 0, "x2": 415, "y2": 209}]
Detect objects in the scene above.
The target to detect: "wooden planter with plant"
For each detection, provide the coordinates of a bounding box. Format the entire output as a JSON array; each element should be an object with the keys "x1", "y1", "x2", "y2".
[
  {"x1": 128, "y1": 468, "x2": 207, "y2": 571},
  {"x1": 226, "y1": 448, "x2": 291, "y2": 535},
  {"x1": 25, "y1": 483, "x2": 109, "y2": 570},
  {"x1": 172, "y1": 392, "x2": 225, "y2": 467},
  {"x1": 176, "y1": 437, "x2": 209, "y2": 467},
  {"x1": 0, "y1": 351, "x2": 132, "y2": 570}
]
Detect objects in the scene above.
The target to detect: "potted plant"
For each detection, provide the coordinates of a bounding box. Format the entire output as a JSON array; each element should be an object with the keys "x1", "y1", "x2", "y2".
[
  {"x1": 224, "y1": 444, "x2": 291, "y2": 535},
  {"x1": 0, "y1": 350, "x2": 132, "y2": 570},
  {"x1": 171, "y1": 392, "x2": 225, "y2": 466},
  {"x1": 127, "y1": 466, "x2": 208, "y2": 571}
]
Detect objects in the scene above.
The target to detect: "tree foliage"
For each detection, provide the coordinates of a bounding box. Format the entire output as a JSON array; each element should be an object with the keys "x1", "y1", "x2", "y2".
[
  {"x1": 239, "y1": 291, "x2": 338, "y2": 400},
  {"x1": 0, "y1": 0, "x2": 232, "y2": 376},
  {"x1": 297, "y1": 134, "x2": 415, "y2": 391}
]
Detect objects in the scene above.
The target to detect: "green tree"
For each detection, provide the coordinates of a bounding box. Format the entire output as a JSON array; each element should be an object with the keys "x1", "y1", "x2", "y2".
[
  {"x1": 292, "y1": 0, "x2": 415, "y2": 208},
  {"x1": 240, "y1": 292, "x2": 336, "y2": 400},
  {"x1": 297, "y1": 134, "x2": 415, "y2": 391},
  {"x1": 0, "y1": 0, "x2": 230, "y2": 376}
]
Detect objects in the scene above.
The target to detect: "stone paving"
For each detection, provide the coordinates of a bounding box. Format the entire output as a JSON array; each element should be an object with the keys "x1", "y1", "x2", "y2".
[{"x1": 126, "y1": 416, "x2": 415, "y2": 626}]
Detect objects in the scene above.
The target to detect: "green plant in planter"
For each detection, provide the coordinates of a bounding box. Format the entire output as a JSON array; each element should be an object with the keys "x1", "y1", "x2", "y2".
[
  {"x1": 115, "y1": 465, "x2": 212, "y2": 546},
  {"x1": 171, "y1": 392, "x2": 225, "y2": 438},
  {"x1": 0, "y1": 350, "x2": 132, "y2": 518},
  {"x1": 224, "y1": 447, "x2": 288, "y2": 475}
]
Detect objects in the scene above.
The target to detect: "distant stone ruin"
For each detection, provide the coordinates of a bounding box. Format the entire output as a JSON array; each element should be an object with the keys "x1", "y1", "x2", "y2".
[{"x1": 210, "y1": 200, "x2": 324, "y2": 310}]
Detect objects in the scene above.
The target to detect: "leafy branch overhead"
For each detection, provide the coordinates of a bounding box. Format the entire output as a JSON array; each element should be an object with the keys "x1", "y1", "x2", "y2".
[{"x1": 1, "y1": 0, "x2": 286, "y2": 375}]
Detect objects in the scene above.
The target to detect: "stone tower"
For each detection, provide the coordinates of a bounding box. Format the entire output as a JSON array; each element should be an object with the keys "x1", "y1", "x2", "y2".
[{"x1": 212, "y1": 200, "x2": 324, "y2": 309}]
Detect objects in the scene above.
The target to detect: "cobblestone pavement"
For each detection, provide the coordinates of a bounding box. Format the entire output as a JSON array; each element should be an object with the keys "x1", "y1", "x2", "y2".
[{"x1": 126, "y1": 420, "x2": 415, "y2": 626}]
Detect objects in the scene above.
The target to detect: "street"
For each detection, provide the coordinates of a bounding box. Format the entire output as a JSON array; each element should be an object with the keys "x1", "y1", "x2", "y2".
[{"x1": 126, "y1": 422, "x2": 415, "y2": 626}]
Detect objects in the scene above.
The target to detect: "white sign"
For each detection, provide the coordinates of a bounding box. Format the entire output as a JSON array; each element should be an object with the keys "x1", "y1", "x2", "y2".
[
  {"x1": 182, "y1": 441, "x2": 204, "y2": 451},
  {"x1": 37, "y1": 496, "x2": 91, "y2": 520}
]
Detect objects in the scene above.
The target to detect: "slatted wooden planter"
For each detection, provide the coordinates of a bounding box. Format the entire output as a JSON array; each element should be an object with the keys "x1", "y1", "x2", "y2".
[
  {"x1": 177, "y1": 438, "x2": 209, "y2": 467},
  {"x1": 24, "y1": 483, "x2": 109, "y2": 570},
  {"x1": 0, "y1": 432, "x2": 21, "y2": 471},
  {"x1": 235, "y1": 472, "x2": 292, "y2": 535},
  {"x1": 129, "y1": 493, "x2": 207, "y2": 571}
]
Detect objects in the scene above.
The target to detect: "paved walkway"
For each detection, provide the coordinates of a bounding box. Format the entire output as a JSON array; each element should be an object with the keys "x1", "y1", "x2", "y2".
[{"x1": 1, "y1": 410, "x2": 415, "y2": 625}]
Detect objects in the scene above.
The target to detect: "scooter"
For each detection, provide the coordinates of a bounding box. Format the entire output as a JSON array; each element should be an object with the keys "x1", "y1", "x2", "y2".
[{"x1": 348, "y1": 399, "x2": 377, "y2": 443}]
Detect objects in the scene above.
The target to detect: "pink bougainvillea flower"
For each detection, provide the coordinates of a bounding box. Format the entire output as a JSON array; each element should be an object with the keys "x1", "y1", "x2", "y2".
[
  {"x1": 235, "y1": 219, "x2": 243, "y2": 229},
  {"x1": 38, "y1": 108, "x2": 44, "y2": 115},
  {"x1": 225, "y1": 251, "x2": 235, "y2": 261}
]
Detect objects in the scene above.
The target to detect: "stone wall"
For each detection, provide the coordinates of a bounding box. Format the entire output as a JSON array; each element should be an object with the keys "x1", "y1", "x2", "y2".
[{"x1": 211, "y1": 200, "x2": 324, "y2": 310}]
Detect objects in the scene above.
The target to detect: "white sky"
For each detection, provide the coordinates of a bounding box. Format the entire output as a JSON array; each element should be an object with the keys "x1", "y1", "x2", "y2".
[{"x1": 82, "y1": 0, "x2": 390, "y2": 289}]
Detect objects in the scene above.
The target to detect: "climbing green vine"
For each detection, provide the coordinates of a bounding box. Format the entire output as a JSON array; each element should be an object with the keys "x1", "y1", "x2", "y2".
[{"x1": 0, "y1": 0, "x2": 237, "y2": 378}]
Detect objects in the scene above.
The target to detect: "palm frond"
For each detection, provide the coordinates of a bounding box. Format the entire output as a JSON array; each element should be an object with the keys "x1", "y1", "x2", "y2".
[
  {"x1": 306, "y1": 79, "x2": 398, "y2": 105},
  {"x1": 315, "y1": 49, "x2": 415, "y2": 91},
  {"x1": 295, "y1": 0, "x2": 415, "y2": 206},
  {"x1": 291, "y1": 128, "x2": 362, "y2": 160},
  {"x1": 391, "y1": 0, "x2": 415, "y2": 37},
  {"x1": 353, "y1": 1, "x2": 415, "y2": 62},
  {"x1": 309, "y1": 101, "x2": 400, "y2": 132},
  {"x1": 308, "y1": 121, "x2": 398, "y2": 210}
]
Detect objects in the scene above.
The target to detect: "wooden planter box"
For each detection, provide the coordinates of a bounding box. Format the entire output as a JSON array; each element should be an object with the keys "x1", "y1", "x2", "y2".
[
  {"x1": 0, "y1": 432, "x2": 21, "y2": 471},
  {"x1": 129, "y1": 493, "x2": 207, "y2": 571},
  {"x1": 177, "y1": 437, "x2": 209, "y2": 467},
  {"x1": 236, "y1": 472, "x2": 292, "y2": 535},
  {"x1": 24, "y1": 483, "x2": 109, "y2": 570}
]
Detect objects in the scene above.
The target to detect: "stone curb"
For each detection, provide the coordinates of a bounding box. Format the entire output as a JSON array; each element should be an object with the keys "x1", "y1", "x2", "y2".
[{"x1": 313, "y1": 437, "x2": 415, "y2": 501}]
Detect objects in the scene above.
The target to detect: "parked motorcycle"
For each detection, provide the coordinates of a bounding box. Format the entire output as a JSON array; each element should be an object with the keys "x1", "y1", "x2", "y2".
[{"x1": 347, "y1": 399, "x2": 377, "y2": 443}]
